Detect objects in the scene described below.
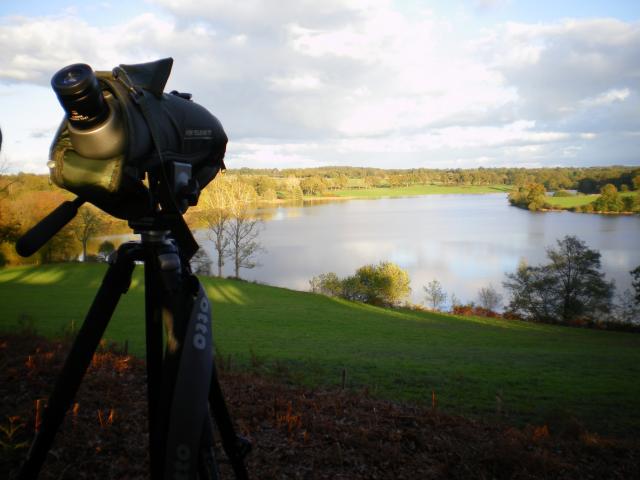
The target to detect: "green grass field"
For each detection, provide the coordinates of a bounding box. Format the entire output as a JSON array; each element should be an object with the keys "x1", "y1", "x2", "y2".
[
  {"x1": 545, "y1": 194, "x2": 599, "y2": 208},
  {"x1": 331, "y1": 184, "x2": 512, "y2": 198},
  {"x1": 2, "y1": 263, "x2": 639, "y2": 436},
  {"x1": 545, "y1": 191, "x2": 636, "y2": 209}
]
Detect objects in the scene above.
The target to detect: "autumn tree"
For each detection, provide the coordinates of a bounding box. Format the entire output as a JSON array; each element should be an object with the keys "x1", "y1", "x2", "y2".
[
  {"x1": 0, "y1": 198, "x2": 20, "y2": 244},
  {"x1": 299, "y1": 176, "x2": 327, "y2": 196},
  {"x1": 592, "y1": 183, "x2": 624, "y2": 212},
  {"x1": 14, "y1": 191, "x2": 79, "y2": 263},
  {"x1": 199, "y1": 177, "x2": 233, "y2": 277},
  {"x1": 0, "y1": 157, "x2": 21, "y2": 244},
  {"x1": 253, "y1": 175, "x2": 278, "y2": 199},
  {"x1": 507, "y1": 183, "x2": 548, "y2": 211},
  {"x1": 225, "y1": 180, "x2": 264, "y2": 278},
  {"x1": 72, "y1": 205, "x2": 104, "y2": 261}
]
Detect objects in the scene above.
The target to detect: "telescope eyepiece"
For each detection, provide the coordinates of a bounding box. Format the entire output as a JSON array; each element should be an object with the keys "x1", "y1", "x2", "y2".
[{"x1": 52, "y1": 63, "x2": 109, "y2": 130}]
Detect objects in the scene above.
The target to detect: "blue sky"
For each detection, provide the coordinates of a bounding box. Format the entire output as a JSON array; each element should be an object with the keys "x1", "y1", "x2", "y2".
[
  {"x1": 7, "y1": 0, "x2": 636, "y2": 23},
  {"x1": 1, "y1": 0, "x2": 639, "y2": 172}
]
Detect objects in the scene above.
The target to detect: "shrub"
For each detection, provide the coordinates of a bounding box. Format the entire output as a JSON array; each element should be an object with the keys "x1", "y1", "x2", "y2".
[
  {"x1": 310, "y1": 261, "x2": 411, "y2": 307},
  {"x1": 452, "y1": 303, "x2": 500, "y2": 318},
  {"x1": 553, "y1": 190, "x2": 574, "y2": 197},
  {"x1": 309, "y1": 272, "x2": 343, "y2": 297}
]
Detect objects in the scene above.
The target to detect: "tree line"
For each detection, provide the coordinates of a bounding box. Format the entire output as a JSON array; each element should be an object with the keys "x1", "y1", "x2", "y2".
[
  {"x1": 230, "y1": 165, "x2": 640, "y2": 195},
  {"x1": 309, "y1": 236, "x2": 640, "y2": 329}
]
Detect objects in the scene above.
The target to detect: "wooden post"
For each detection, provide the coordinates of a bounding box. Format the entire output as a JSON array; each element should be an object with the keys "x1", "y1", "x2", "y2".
[{"x1": 35, "y1": 399, "x2": 43, "y2": 432}]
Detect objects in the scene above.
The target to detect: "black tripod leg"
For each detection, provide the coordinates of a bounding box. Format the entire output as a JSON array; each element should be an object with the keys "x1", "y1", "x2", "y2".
[
  {"x1": 144, "y1": 260, "x2": 165, "y2": 480},
  {"x1": 198, "y1": 413, "x2": 220, "y2": 480},
  {"x1": 18, "y1": 245, "x2": 139, "y2": 480},
  {"x1": 209, "y1": 363, "x2": 250, "y2": 480}
]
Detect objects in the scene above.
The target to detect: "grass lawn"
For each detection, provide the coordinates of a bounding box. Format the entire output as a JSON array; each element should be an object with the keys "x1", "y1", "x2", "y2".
[
  {"x1": 545, "y1": 194, "x2": 599, "y2": 208},
  {"x1": 545, "y1": 191, "x2": 637, "y2": 209},
  {"x1": 2, "y1": 263, "x2": 639, "y2": 436},
  {"x1": 330, "y1": 184, "x2": 511, "y2": 198}
]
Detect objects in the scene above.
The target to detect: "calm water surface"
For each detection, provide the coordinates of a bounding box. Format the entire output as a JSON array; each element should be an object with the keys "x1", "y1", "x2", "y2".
[{"x1": 196, "y1": 194, "x2": 640, "y2": 306}]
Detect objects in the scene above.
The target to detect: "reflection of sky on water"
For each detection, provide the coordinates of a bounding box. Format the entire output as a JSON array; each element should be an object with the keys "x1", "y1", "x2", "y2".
[{"x1": 196, "y1": 194, "x2": 640, "y2": 306}]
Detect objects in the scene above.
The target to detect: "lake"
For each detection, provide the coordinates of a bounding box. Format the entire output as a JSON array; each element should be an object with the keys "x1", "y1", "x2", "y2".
[{"x1": 195, "y1": 193, "x2": 640, "y2": 307}]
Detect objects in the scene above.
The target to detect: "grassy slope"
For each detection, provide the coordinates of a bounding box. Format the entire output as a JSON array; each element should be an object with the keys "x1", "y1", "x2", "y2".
[
  {"x1": 331, "y1": 184, "x2": 511, "y2": 198},
  {"x1": 1, "y1": 263, "x2": 639, "y2": 435}
]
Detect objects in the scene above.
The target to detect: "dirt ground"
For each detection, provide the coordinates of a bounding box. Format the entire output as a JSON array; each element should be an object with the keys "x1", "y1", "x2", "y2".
[{"x1": 1, "y1": 333, "x2": 638, "y2": 479}]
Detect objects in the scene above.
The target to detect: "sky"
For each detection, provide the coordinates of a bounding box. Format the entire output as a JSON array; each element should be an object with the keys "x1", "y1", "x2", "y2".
[{"x1": 0, "y1": 0, "x2": 639, "y2": 173}]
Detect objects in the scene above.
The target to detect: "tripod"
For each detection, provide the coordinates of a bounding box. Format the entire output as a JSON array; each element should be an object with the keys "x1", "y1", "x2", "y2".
[{"x1": 18, "y1": 218, "x2": 250, "y2": 479}]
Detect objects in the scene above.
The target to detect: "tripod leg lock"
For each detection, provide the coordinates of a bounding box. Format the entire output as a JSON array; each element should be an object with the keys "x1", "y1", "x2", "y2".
[
  {"x1": 158, "y1": 252, "x2": 181, "y2": 272},
  {"x1": 105, "y1": 241, "x2": 144, "y2": 294}
]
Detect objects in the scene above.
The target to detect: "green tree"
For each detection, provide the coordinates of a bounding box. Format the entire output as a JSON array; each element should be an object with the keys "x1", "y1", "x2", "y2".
[
  {"x1": 631, "y1": 266, "x2": 640, "y2": 305},
  {"x1": 504, "y1": 236, "x2": 614, "y2": 324},
  {"x1": 97, "y1": 240, "x2": 115, "y2": 262}
]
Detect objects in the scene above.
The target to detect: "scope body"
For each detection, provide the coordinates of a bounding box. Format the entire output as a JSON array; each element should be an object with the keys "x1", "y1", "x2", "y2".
[{"x1": 47, "y1": 59, "x2": 228, "y2": 221}]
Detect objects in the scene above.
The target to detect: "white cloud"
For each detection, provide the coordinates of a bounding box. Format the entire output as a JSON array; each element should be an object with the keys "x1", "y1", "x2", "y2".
[
  {"x1": 473, "y1": 0, "x2": 510, "y2": 10},
  {"x1": 268, "y1": 74, "x2": 323, "y2": 92},
  {"x1": 0, "y1": 3, "x2": 638, "y2": 172},
  {"x1": 485, "y1": 19, "x2": 640, "y2": 117},
  {"x1": 580, "y1": 88, "x2": 631, "y2": 108}
]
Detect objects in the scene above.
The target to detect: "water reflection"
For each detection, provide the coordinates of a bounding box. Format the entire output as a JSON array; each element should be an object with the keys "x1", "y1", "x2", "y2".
[{"x1": 197, "y1": 193, "x2": 640, "y2": 306}]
